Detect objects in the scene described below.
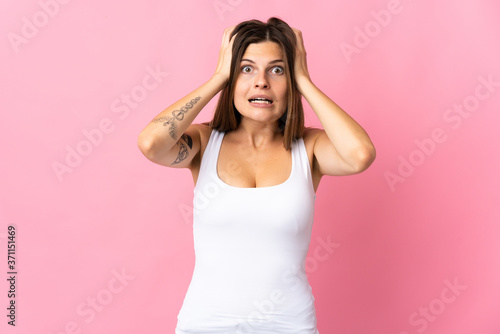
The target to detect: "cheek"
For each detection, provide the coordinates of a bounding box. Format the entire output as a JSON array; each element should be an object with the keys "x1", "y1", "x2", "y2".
[
  {"x1": 233, "y1": 82, "x2": 246, "y2": 110},
  {"x1": 278, "y1": 86, "x2": 289, "y2": 114},
  {"x1": 273, "y1": 76, "x2": 287, "y2": 96},
  {"x1": 277, "y1": 82, "x2": 288, "y2": 104},
  {"x1": 234, "y1": 76, "x2": 252, "y2": 98}
]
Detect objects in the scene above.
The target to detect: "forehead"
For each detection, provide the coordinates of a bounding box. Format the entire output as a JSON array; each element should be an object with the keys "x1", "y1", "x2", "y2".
[{"x1": 241, "y1": 41, "x2": 284, "y2": 61}]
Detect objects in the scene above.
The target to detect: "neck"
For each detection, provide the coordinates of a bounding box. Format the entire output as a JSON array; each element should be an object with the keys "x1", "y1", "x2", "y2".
[{"x1": 234, "y1": 117, "x2": 283, "y2": 149}]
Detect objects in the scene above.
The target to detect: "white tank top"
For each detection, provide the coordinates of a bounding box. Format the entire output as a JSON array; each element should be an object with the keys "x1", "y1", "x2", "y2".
[{"x1": 175, "y1": 129, "x2": 319, "y2": 334}]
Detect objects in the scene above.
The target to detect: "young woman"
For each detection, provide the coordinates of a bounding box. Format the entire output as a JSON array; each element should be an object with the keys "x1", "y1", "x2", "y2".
[{"x1": 138, "y1": 17, "x2": 375, "y2": 334}]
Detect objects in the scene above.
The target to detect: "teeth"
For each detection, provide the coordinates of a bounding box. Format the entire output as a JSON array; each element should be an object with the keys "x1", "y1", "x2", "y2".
[{"x1": 249, "y1": 98, "x2": 272, "y2": 104}]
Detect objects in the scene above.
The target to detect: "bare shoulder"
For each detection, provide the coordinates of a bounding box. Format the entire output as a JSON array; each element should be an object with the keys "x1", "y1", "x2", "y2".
[
  {"x1": 303, "y1": 126, "x2": 324, "y2": 141},
  {"x1": 302, "y1": 127, "x2": 326, "y2": 191},
  {"x1": 195, "y1": 123, "x2": 212, "y2": 154},
  {"x1": 188, "y1": 123, "x2": 212, "y2": 172},
  {"x1": 302, "y1": 127, "x2": 324, "y2": 161},
  {"x1": 302, "y1": 127, "x2": 324, "y2": 152}
]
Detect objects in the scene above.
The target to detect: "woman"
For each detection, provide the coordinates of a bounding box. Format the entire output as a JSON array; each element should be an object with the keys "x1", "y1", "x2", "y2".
[{"x1": 138, "y1": 17, "x2": 375, "y2": 334}]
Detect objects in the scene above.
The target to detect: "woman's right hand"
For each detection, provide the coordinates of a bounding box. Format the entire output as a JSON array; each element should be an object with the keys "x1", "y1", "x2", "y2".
[{"x1": 213, "y1": 26, "x2": 236, "y2": 83}]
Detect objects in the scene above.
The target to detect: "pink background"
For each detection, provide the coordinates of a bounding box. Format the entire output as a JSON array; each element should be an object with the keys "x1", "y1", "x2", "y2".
[{"x1": 1, "y1": 0, "x2": 500, "y2": 333}]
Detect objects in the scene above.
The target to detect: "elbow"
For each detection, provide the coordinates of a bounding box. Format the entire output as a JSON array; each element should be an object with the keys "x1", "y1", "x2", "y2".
[
  {"x1": 352, "y1": 145, "x2": 376, "y2": 173},
  {"x1": 137, "y1": 132, "x2": 157, "y2": 161}
]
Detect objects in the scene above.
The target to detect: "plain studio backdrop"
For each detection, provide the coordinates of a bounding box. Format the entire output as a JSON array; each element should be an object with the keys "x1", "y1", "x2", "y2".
[{"x1": 1, "y1": 0, "x2": 499, "y2": 333}]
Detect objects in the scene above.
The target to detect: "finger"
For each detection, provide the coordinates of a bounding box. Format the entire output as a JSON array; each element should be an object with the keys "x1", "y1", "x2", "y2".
[
  {"x1": 292, "y1": 27, "x2": 302, "y2": 38},
  {"x1": 227, "y1": 26, "x2": 237, "y2": 44},
  {"x1": 293, "y1": 29, "x2": 306, "y2": 51},
  {"x1": 228, "y1": 30, "x2": 237, "y2": 46},
  {"x1": 221, "y1": 26, "x2": 236, "y2": 47},
  {"x1": 225, "y1": 26, "x2": 236, "y2": 40}
]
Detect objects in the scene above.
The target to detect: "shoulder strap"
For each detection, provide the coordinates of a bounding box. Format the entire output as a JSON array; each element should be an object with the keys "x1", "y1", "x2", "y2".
[{"x1": 295, "y1": 137, "x2": 313, "y2": 182}]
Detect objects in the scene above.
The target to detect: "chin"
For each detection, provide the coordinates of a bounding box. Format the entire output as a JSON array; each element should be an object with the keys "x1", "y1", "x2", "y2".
[{"x1": 237, "y1": 108, "x2": 278, "y2": 123}]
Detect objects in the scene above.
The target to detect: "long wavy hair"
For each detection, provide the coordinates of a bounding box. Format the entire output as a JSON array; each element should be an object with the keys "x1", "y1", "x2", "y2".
[{"x1": 208, "y1": 17, "x2": 304, "y2": 150}]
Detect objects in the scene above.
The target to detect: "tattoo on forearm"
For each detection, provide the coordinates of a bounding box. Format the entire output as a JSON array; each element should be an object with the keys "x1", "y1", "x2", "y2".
[
  {"x1": 172, "y1": 133, "x2": 193, "y2": 165},
  {"x1": 152, "y1": 96, "x2": 201, "y2": 139}
]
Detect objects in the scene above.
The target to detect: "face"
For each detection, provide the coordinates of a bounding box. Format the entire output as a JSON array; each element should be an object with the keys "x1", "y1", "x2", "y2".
[{"x1": 233, "y1": 41, "x2": 288, "y2": 126}]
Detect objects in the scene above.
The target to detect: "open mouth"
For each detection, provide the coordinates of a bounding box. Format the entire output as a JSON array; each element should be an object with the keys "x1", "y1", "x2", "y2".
[{"x1": 248, "y1": 98, "x2": 273, "y2": 104}]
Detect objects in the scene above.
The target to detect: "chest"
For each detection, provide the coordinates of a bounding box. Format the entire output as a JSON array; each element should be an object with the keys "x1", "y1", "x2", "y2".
[{"x1": 216, "y1": 141, "x2": 292, "y2": 188}]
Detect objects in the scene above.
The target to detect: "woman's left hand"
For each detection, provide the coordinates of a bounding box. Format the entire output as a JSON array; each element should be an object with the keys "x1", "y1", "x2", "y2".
[{"x1": 292, "y1": 28, "x2": 312, "y2": 90}]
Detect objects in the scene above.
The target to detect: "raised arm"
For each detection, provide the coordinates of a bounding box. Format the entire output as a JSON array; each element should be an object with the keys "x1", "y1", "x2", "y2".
[
  {"x1": 137, "y1": 26, "x2": 235, "y2": 169},
  {"x1": 292, "y1": 28, "x2": 376, "y2": 177}
]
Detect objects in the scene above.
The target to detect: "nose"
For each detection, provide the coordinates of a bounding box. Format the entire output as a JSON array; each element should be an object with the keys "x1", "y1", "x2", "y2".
[{"x1": 254, "y1": 72, "x2": 269, "y2": 89}]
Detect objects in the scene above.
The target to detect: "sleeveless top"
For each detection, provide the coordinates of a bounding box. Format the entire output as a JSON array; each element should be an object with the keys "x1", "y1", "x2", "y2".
[{"x1": 175, "y1": 129, "x2": 319, "y2": 334}]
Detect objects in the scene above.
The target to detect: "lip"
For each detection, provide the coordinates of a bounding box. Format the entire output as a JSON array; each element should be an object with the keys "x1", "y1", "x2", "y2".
[
  {"x1": 248, "y1": 94, "x2": 274, "y2": 108},
  {"x1": 249, "y1": 94, "x2": 273, "y2": 101}
]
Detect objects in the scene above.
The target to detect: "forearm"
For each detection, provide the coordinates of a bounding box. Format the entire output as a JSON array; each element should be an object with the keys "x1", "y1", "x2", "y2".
[
  {"x1": 138, "y1": 74, "x2": 226, "y2": 154},
  {"x1": 298, "y1": 78, "x2": 376, "y2": 167}
]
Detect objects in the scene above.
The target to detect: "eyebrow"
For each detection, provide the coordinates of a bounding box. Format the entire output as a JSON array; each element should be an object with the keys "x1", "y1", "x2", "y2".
[{"x1": 241, "y1": 58, "x2": 284, "y2": 64}]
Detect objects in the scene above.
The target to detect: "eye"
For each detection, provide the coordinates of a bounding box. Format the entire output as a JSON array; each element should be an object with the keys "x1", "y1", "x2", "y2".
[
  {"x1": 241, "y1": 65, "x2": 253, "y2": 73},
  {"x1": 271, "y1": 66, "x2": 284, "y2": 75}
]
